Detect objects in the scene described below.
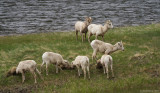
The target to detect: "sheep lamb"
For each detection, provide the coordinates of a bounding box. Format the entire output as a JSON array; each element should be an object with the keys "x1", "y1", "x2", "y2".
[
  {"x1": 6, "y1": 60, "x2": 43, "y2": 83},
  {"x1": 91, "y1": 40, "x2": 124, "y2": 61},
  {"x1": 88, "y1": 20, "x2": 113, "y2": 42},
  {"x1": 71, "y1": 56, "x2": 90, "y2": 79},
  {"x1": 40, "y1": 52, "x2": 69, "y2": 75},
  {"x1": 75, "y1": 17, "x2": 92, "y2": 42},
  {"x1": 97, "y1": 54, "x2": 114, "y2": 78}
]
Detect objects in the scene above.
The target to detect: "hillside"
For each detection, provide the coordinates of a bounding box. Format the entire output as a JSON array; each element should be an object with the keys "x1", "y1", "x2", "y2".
[{"x1": 0, "y1": 24, "x2": 160, "y2": 93}]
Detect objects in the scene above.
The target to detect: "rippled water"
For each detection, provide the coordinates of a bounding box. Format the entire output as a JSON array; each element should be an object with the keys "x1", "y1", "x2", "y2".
[{"x1": 0, "y1": 0, "x2": 160, "y2": 35}]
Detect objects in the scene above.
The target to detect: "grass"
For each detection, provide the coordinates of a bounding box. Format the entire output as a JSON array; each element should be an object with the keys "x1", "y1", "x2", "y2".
[{"x1": 0, "y1": 24, "x2": 160, "y2": 93}]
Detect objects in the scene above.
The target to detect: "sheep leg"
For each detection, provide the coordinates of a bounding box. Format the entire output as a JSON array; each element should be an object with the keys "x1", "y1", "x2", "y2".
[
  {"x1": 81, "y1": 33, "x2": 84, "y2": 42},
  {"x1": 105, "y1": 49, "x2": 110, "y2": 55},
  {"x1": 95, "y1": 35, "x2": 98, "y2": 40},
  {"x1": 76, "y1": 31, "x2": 78, "y2": 40},
  {"x1": 105, "y1": 64, "x2": 109, "y2": 79},
  {"x1": 92, "y1": 49, "x2": 98, "y2": 62},
  {"x1": 111, "y1": 64, "x2": 114, "y2": 78},
  {"x1": 82, "y1": 67, "x2": 86, "y2": 79},
  {"x1": 88, "y1": 33, "x2": 91, "y2": 43},
  {"x1": 56, "y1": 63, "x2": 59, "y2": 74},
  {"x1": 85, "y1": 32, "x2": 87, "y2": 40},
  {"x1": 103, "y1": 65, "x2": 106, "y2": 74},
  {"x1": 40, "y1": 61, "x2": 45, "y2": 73},
  {"x1": 46, "y1": 63, "x2": 49, "y2": 75},
  {"x1": 21, "y1": 71, "x2": 25, "y2": 83},
  {"x1": 87, "y1": 66, "x2": 90, "y2": 79},
  {"x1": 36, "y1": 68, "x2": 44, "y2": 80},
  {"x1": 31, "y1": 70, "x2": 37, "y2": 84},
  {"x1": 76, "y1": 65, "x2": 80, "y2": 77}
]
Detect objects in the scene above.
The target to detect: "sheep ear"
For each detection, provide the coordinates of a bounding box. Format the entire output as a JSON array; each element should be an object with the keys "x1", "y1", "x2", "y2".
[{"x1": 118, "y1": 42, "x2": 121, "y2": 46}]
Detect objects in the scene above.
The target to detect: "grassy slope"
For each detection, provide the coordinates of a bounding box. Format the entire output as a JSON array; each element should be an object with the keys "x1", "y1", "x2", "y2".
[{"x1": 0, "y1": 24, "x2": 160, "y2": 93}]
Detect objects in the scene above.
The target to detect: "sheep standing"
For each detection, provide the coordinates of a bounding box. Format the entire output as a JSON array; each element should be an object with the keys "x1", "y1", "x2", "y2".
[
  {"x1": 75, "y1": 17, "x2": 92, "y2": 42},
  {"x1": 40, "y1": 52, "x2": 69, "y2": 75},
  {"x1": 91, "y1": 40, "x2": 124, "y2": 61},
  {"x1": 71, "y1": 56, "x2": 90, "y2": 79},
  {"x1": 97, "y1": 55, "x2": 114, "y2": 78},
  {"x1": 88, "y1": 20, "x2": 113, "y2": 42},
  {"x1": 6, "y1": 60, "x2": 43, "y2": 83}
]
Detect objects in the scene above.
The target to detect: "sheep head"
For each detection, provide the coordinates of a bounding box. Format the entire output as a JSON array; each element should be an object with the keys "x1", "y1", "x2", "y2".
[
  {"x1": 61, "y1": 60, "x2": 72, "y2": 69},
  {"x1": 116, "y1": 41, "x2": 124, "y2": 51},
  {"x1": 96, "y1": 59, "x2": 103, "y2": 69},
  {"x1": 6, "y1": 67, "x2": 18, "y2": 77},
  {"x1": 106, "y1": 20, "x2": 113, "y2": 29},
  {"x1": 85, "y1": 17, "x2": 92, "y2": 25},
  {"x1": 70, "y1": 61, "x2": 76, "y2": 69}
]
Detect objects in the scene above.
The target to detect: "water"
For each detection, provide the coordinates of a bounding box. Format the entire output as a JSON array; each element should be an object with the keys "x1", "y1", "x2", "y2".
[{"x1": 0, "y1": 0, "x2": 160, "y2": 35}]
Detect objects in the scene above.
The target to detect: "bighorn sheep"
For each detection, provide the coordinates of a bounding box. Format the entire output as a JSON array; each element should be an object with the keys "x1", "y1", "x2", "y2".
[
  {"x1": 40, "y1": 52, "x2": 69, "y2": 75},
  {"x1": 75, "y1": 17, "x2": 92, "y2": 42},
  {"x1": 71, "y1": 56, "x2": 90, "y2": 79},
  {"x1": 91, "y1": 40, "x2": 124, "y2": 61},
  {"x1": 97, "y1": 55, "x2": 114, "y2": 78},
  {"x1": 88, "y1": 20, "x2": 113, "y2": 42},
  {"x1": 6, "y1": 60, "x2": 43, "y2": 83}
]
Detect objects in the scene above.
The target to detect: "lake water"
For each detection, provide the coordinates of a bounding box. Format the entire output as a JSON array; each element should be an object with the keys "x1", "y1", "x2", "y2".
[{"x1": 0, "y1": 0, "x2": 160, "y2": 35}]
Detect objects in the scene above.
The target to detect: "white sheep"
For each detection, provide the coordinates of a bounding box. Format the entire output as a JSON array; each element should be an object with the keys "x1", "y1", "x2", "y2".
[
  {"x1": 75, "y1": 17, "x2": 92, "y2": 42},
  {"x1": 91, "y1": 40, "x2": 124, "y2": 61},
  {"x1": 97, "y1": 55, "x2": 114, "y2": 78},
  {"x1": 71, "y1": 56, "x2": 90, "y2": 79},
  {"x1": 7, "y1": 60, "x2": 43, "y2": 83},
  {"x1": 88, "y1": 20, "x2": 113, "y2": 42},
  {"x1": 40, "y1": 52, "x2": 69, "y2": 75}
]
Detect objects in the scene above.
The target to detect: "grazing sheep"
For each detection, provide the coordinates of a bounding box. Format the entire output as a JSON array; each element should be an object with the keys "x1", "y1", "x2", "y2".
[
  {"x1": 75, "y1": 17, "x2": 92, "y2": 42},
  {"x1": 91, "y1": 40, "x2": 124, "y2": 61},
  {"x1": 97, "y1": 55, "x2": 114, "y2": 78},
  {"x1": 7, "y1": 60, "x2": 43, "y2": 83},
  {"x1": 88, "y1": 20, "x2": 113, "y2": 42},
  {"x1": 40, "y1": 52, "x2": 69, "y2": 75},
  {"x1": 71, "y1": 56, "x2": 90, "y2": 79}
]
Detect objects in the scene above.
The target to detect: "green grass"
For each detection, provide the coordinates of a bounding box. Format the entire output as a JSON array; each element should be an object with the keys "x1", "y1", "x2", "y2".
[{"x1": 0, "y1": 24, "x2": 160, "y2": 93}]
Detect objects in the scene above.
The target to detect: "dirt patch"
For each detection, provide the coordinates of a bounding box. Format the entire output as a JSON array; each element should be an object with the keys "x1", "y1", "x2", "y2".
[
  {"x1": 0, "y1": 85, "x2": 38, "y2": 93},
  {"x1": 129, "y1": 53, "x2": 145, "y2": 61}
]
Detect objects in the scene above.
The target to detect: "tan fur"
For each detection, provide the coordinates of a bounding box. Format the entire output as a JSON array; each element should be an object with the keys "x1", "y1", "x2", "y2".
[
  {"x1": 88, "y1": 20, "x2": 113, "y2": 42},
  {"x1": 71, "y1": 56, "x2": 90, "y2": 79},
  {"x1": 90, "y1": 40, "x2": 124, "y2": 62},
  {"x1": 41, "y1": 52, "x2": 69, "y2": 75},
  {"x1": 75, "y1": 17, "x2": 92, "y2": 42}
]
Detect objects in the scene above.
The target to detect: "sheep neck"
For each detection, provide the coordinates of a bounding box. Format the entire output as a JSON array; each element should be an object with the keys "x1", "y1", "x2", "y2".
[
  {"x1": 109, "y1": 45, "x2": 118, "y2": 54},
  {"x1": 102, "y1": 24, "x2": 108, "y2": 33},
  {"x1": 84, "y1": 21, "x2": 89, "y2": 26}
]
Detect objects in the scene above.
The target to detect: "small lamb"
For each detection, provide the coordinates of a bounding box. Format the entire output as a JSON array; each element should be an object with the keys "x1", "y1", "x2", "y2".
[
  {"x1": 97, "y1": 54, "x2": 114, "y2": 78},
  {"x1": 71, "y1": 56, "x2": 90, "y2": 79},
  {"x1": 91, "y1": 40, "x2": 124, "y2": 61},
  {"x1": 40, "y1": 52, "x2": 69, "y2": 75},
  {"x1": 6, "y1": 60, "x2": 43, "y2": 83},
  {"x1": 75, "y1": 17, "x2": 92, "y2": 42},
  {"x1": 88, "y1": 20, "x2": 113, "y2": 42}
]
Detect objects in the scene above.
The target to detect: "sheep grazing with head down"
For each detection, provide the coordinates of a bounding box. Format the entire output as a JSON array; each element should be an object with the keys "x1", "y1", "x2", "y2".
[
  {"x1": 71, "y1": 56, "x2": 90, "y2": 79},
  {"x1": 91, "y1": 40, "x2": 124, "y2": 61},
  {"x1": 6, "y1": 60, "x2": 43, "y2": 84},
  {"x1": 88, "y1": 20, "x2": 113, "y2": 42},
  {"x1": 97, "y1": 54, "x2": 114, "y2": 78},
  {"x1": 75, "y1": 17, "x2": 92, "y2": 42},
  {"x1": 40, "y1": 52, "x2": 70, "y2": 75}
]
